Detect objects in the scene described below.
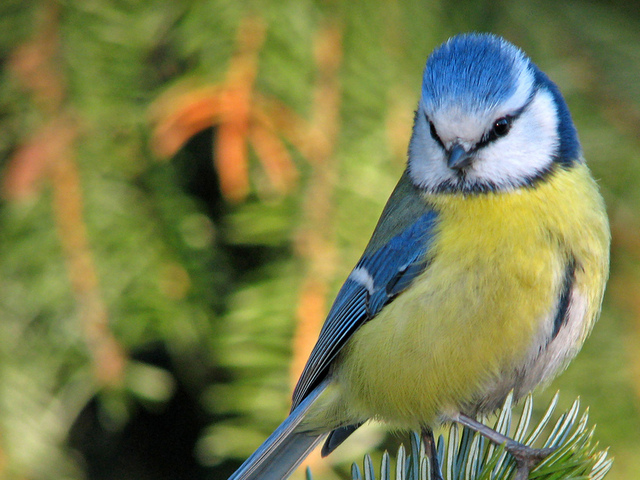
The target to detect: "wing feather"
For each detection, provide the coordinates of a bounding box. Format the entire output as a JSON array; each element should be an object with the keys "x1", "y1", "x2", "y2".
[{"x1": 291, "y1": 206, "x2": 438, "y2": 409}]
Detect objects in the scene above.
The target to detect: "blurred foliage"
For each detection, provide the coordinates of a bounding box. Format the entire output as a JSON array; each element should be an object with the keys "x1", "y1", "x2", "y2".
[{"x1": 0, "y1": 1, "x2": 639, "y2": 479}]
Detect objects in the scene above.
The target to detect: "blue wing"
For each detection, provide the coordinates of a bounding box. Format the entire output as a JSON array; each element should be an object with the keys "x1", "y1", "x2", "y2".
[{"x1": 291, "y1": 204, "x2": 438, "y2": 409}]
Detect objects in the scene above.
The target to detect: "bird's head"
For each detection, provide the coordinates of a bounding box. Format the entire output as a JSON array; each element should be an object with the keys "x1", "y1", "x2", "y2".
[{"x1": 408, "y1": 33, "x2": 581, "y2": 194}]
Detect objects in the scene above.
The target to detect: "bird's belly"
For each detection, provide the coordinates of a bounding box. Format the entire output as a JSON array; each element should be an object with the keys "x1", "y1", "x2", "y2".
[{"x1": 333, "y1": 230, "x2": 563, "y2": 428}]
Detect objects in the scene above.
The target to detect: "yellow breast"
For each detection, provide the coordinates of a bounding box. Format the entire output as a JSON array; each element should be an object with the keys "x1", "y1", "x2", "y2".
[{"x1": 306, "y1": 163, "x2": 609, "y2": 431}]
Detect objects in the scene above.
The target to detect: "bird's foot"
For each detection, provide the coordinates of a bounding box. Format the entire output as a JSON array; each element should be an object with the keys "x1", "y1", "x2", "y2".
[
  {"x1": 421, "y1": 427, "x2": 444, "y2": 480},
  {"x1": 506, "y1": 444, "x2": 555, "y2": 480}
]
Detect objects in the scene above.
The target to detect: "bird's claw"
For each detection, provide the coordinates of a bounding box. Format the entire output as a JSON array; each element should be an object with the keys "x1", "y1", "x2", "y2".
[{"x1": 508, "y1": 445, "x2": 555, "y2": 480}]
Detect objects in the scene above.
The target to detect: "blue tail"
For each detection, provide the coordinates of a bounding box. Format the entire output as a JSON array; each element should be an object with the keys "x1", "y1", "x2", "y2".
[{"x1": 228, "y1": 381, "x2": 329, "y2": 480}]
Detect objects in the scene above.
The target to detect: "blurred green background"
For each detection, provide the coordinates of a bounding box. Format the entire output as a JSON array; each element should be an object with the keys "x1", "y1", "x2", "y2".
[{"x1": 1, "y1": 1, "x2": 639, "y2": 479}]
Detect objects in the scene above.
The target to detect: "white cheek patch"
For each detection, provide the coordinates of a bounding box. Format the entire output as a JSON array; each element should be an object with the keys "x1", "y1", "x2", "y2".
[
  {"x1": 407, "y1": 107, "x2": 453, "y2": 189},
  {"x1": 472, "y1": 90, "x2": 558, "y2": 187}
]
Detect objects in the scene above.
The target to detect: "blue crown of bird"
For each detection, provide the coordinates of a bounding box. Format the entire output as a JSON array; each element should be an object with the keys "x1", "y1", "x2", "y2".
[{"x1": 229, "y1": 32, "x2": 610, "y2": 480}]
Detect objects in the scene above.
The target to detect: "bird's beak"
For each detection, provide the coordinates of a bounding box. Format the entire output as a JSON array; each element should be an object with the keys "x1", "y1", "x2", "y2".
[{"x1": 447, "y1": 143, "x2": 473, "y2": 171}]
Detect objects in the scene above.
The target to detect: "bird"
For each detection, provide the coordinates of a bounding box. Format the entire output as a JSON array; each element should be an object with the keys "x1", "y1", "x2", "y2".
[{"x1": 228, "y1": 33, "x2": 610, "y2": 480}]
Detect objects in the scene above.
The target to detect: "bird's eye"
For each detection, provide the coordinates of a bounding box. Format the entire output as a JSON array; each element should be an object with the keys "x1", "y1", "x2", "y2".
[{"x1": 491, "y1": 117, "x2": 512, "y2": 138}]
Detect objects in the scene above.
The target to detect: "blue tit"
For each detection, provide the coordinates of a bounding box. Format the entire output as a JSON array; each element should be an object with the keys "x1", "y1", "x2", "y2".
[{"x1": 229, "y1": 33, "x2": 610, "y2": 480}]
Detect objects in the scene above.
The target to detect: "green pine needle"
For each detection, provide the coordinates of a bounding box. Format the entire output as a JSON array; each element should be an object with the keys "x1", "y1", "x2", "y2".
[{"x1": 308, "y1": 393, "x2": 612, "y2": 480}]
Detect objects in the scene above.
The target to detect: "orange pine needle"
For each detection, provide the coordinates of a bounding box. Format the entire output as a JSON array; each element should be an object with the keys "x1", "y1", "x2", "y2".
[
  {"x1": 2, "y1": 116, "x2": 76, "y2": 200},
  {"x1": 50, "y1": 150, "x2": 126, "y2": 387},
  {"x1": 249, "y1": 123, "x2": 298, "y2": 194},
  {"x1": 215, "y1": 101, "x2": 251, "y2": 202},
  {"x1": 211, "y1": 16, "x2": 264, "y2": 201},
  {"x1": 291, "y1": 279, "x2": 330, "y2": 381},
  {"x1": 151, "y1": 86, "x2": 222, "y2": 158},
  {"x1": 8, "y1": 5, "x2": 64, "y2": 112}
]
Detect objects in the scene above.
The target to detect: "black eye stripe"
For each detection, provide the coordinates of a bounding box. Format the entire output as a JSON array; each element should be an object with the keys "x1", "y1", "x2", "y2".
[{"x1": 427, "y1": 118, "x2": 445, "y2": 149}]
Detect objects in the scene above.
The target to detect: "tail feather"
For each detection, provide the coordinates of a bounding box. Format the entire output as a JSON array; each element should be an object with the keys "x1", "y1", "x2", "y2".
[
  {"x1": 228, "y1": 380, "x2": 329, "y2": 480},
  {"x1": 321, "y1": 422, "x2": 363, "y2": 457}
]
